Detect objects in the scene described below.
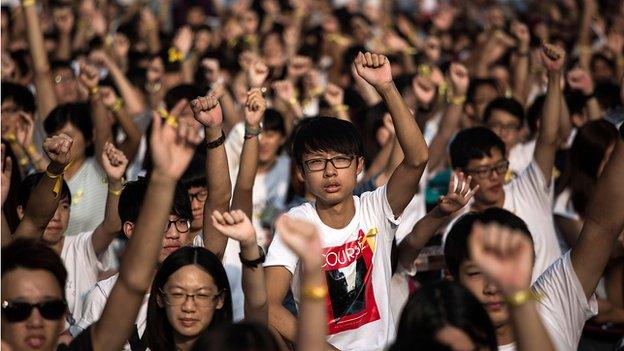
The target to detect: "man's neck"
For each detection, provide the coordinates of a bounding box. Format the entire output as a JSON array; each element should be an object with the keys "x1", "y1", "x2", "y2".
[
  {"x1": 472, "y1": 191, "x2": 505, "y2": 212},
  {"x1": 316, "y1": 196, "x2": 356, "y2": 229},
  {"x1": 174, "y1": 333, "x2": 197, "y2": 351},
  {"x1": 496, "y1": 322, "x2": 515, "y2": 346}
]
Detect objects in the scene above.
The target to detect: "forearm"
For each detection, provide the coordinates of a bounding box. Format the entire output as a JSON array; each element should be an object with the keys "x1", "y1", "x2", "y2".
[
  {"x1": 578, "y1": 1, "x2": 596, "y2": 69},
  {"x1": 219, "y1": 91, "x2": 241, "y2": 133},
  {"x1": 202, "y1": 127, "x2": 232, "y2": 258},
  {"x1": 240, "y1": 242, "x2": 268, "y2": 323},
  {"x1": 510, "y1": 301, "x2": 556, "y2": 351},
  {"x1": 512, "y1": 53, "x2": 530, "y2": 105},
  {"x1": 539, "y1": 72, "x2": 561, "y2": 144},
  {"x1": 23, "y1": 3, "x2": 50, "y2": 74},
  {"x1": 297, "y1": 265, "x2": 326, "y2": 351},
  {"x1": 91, "y1": 179, "x2": 123, "y2": 255},
  {"x1": 585, "y1": 96, "x2": 603, "y2": 121},
  {"x1": 558, "y1": 95, "x2": 572, "y2": 145},
  {"x1": 428, "y1": 102, "x2": 462, "y2": 172},
  {"x1": 33, "y1": 70, "x2": 58, "y2": 121},
  {"x1": 108, "y1": 64, "x2": 146, "y2": 116},
  {"x1": 114, "y1": 108, "x2": 142, "y2": 164},
  {"x1": 364, "y1": 134, "x2": 393, "y2": 181},
  {"x1": 2, "y1": 211, "x2": 12, "y2": 247},
  {"x1": 180, "y1": 55, "x2": 196, "y2": 84},
  {"x1": 377, "y1": 83, "x2": 428, "y2": 169},
  {"x1": 91, "y1": 96, "x2": 113, "y2": 166},
  {"x1": 25, "y1": 146, "x2": 50, "y2": 172},
  {"x1": 268, "y1": 303, "x2": 298, "y2": 343},
  {"x1": 56, "y1": 33, "x2": 72, "y2": 61},
  {"x1": 146, "y1": 29, "x2": 161, "y2": 54},
  {"x1": 379, "y1": 136, "x2": 403, "y2": 184},
  {"x1": 232, "y1": 135, "x2": 258, "y2": 218},
  {"x1": 398, "y1": 207, "x2": 447, "y2": 270}
]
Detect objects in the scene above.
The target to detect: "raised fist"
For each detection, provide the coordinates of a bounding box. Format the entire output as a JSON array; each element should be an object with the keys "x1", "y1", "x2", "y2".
[
  {"x1": 540, "y1": 43, "x2": 566, "y2": 73},
  {"x1": 190, "y1": 94, "x2": 223, "y2": 128},
  {"x1": 43, "y1": 134, "x2": 73, "y2": 168},
  {"x1": 244, "y1": 88, "x2": 266, "y2": 127},
  {"x1": 353, "y1": 52, "x2": 393, "y2": 91}
]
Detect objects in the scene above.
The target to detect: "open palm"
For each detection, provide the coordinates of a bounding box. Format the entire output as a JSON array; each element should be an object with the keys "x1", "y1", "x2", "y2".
[
  {"x1": 211, "y1": 210, "x2": 256, "y2": 247},
  {"x1": 150, "y1": 113, "x2": 201, "y2": 180}
]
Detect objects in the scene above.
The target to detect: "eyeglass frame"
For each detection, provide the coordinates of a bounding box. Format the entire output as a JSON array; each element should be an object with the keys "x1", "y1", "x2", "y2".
[
  {"x1": 302, "y1": 155, "x2": 357, "y2": 172},
  {"x1": 463, "y1": 160, "x2": 510, "y2": 180},
  {"x1": 158, "y1": 288, "x2": 226, "y2": 307},
  {"x1": 164, "y1": 218, "x2": 191, "y2": 233},
  {"x1": 188, "y1": 190, "x2": 208, "y2": 202}
]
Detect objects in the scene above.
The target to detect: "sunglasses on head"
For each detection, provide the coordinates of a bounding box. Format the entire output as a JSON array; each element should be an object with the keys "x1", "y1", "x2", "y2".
[{"x1": 2, "y1": 300, "x2": 66, "y2": 323}]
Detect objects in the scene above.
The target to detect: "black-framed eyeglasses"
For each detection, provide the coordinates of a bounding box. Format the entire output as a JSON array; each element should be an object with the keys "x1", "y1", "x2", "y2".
[
  {"x1": 1, "y1": 300, "x2": 67, "y2": 323},
  {"x1": 487, "y1": 121, "x2": 521, "y2": 132},
  {"x1": 188, "y1": 190, "x2": 208, "y2": 202},
  {"x1": 164, "y1": 219, "x2": 191, "y2": 233},
  {"x1": 303, "y1": 155, "x2": 355, "y2": 172},
  {"x1": 159, "y1": 288, "x2": 225, "y2": 307},
  {"x1": 464, "y1": 160, "x2": 510, "y2": 180}
]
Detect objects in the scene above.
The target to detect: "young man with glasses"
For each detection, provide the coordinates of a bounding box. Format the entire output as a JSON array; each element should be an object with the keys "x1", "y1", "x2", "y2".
[
  {"x1": 264, "y1": 53, "x2": 429, "y2": 350},
  {"x1": 447, "y1": 44, "x2": 566, "y2": 282}
]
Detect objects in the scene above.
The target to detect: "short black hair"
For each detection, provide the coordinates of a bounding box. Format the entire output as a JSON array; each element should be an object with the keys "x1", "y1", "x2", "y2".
[
  {"x1": 1, "y1": 82, "x2": 36, "y2": 113},
  {"x1": 449, "y1": 127, "x2": 506, "y2": 169},
  {"x1": 16, "y1": 172, "x2": 71, "y2": 209},
  {"x1": 444, "y1": 208, "x2": 533, "y2": 278},
  {"x1": 118, "y1": 177, "x2": 192, "y2": 225},
  {"x1": 44, "y1": 103, "x2": 95, "y2": 157},
  {"x1": 466, "y1": 78, "x2": 499, "y2": 104},
  {"x1": 262, "y1": 108, "x2": 286, "y2": 136},
  {"x1": 483, "y1": 97, "x2": 525, "y2": 127},
  {"x1": 291, "y1": 116, "x2": 364, "y2": 167},
  {"x1": 164, "y1": 84, "x2": 202, "y2": 111},
  {"x1": 191, "y1": 322, "x2": 280, "y2": 351},
  {"x1": 181, "y1": 145, "x2": 207, "y2": 190},
  {"x1": 2, "y1": 238, "x2": 68, "y2": 292}
]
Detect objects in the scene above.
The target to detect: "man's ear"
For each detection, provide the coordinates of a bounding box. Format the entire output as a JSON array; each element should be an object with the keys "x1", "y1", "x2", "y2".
[
  {"x1": 356, "y1": 156, "x2": 364, "y2": 176},
  {"x1": 295, "y1": 165, "x2": 305, "y2": 183},
  {"x1": 122, "y1": 222, "x2": 134, "y2": 239},
  {"x1": 16, "y1": 205, "x2": 24, "y2": 220}
]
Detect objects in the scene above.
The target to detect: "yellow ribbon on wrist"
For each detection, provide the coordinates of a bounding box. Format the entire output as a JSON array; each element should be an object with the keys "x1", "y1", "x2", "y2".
[
  {"x1": 504, "y1": 289, "x2": 543, "y2": 307},
  {"x1": 21, "y1": 0, "x2": 35, "y2": 7},
  {"x1": 45, "y1": 162, "x2": 72, "y2": 198},
  {"x1": 301, "y1": 284, "x2": 328, "y2": 300}
]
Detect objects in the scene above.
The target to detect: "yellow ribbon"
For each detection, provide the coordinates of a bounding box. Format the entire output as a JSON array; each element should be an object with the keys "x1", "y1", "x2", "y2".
[
  {"x1": 158, "y1": 106, "x2": 178, "y2": 128},
  {"x1": 45, "y1": 161, "x2": 72, "y2": 198},
  {"x1": 4, "y1": 132, "x2": 17, "y2": 143},
  {"x1": 168, "y1": 47, "x2": 184, "y2": 63}
]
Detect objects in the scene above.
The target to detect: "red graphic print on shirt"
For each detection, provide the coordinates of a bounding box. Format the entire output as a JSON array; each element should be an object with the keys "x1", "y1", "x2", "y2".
[{"x1": 322, "y1": 229, "x2": 379, "y2": 335}]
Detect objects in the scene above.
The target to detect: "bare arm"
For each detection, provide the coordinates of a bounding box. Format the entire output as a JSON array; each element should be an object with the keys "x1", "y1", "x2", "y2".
[
  {"x1": 511, "y1": 22, "x2": 531, "y2": 105},
  {"x1": 533, "y1": 45, "x2": 564, "y2": 182},
  {"x1": 99, "y1": 87, "x2": 142, "y2": 164},
  {"x1": 578, "y1": 0, "x2": 597, "y2": 70},
  {"x1": 22, "y1": 1, "x2": 57, "y2": 120},
  {"x1": 354, "y1": 52, "x2": 428, "y2": 216},
  {"x1": 266, "y1": 266, "x2": 298, "y2": 343},
  {"x1": 571, "y1": 136, "x2": 624, "y2": 298},
  {"x1": 13, "y1": 135, "x2": 73, "y2": 240},
  {"x1": 191, "y1": 95, "x2": 232, "y2": 260},
  {"x1": 90, "y1": 113, "x2": 202, "y2": 351},
  {"x1": 90, "y1": 143, "x2": 128, "y2": 255}
]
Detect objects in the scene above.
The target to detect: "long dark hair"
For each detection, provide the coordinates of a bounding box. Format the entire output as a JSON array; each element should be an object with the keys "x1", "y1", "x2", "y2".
[
  {"x1": 556, "y1": 120, "x2": 618, "y2": 217},
  {"x1": 145, "y1": 247, "x2": 233, "y2": 351},
  {"x1": 390, "y1": 280, "x2": 498, "y2": 351},
  {"x1": 191, "y1": 321, "x2": 281, "y2": 351}
]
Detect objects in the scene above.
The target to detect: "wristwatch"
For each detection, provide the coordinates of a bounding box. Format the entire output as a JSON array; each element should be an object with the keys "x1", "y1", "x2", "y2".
[{"x1": 239, "y1": 246, "x2": 266, "y2": 268}]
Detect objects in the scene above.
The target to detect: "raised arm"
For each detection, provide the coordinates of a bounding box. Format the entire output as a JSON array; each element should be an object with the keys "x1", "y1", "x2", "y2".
[
  {"x1": 78, "y1": 63, "x2": 112, "y2": 167},
  {"x1": 566, "y1": 67, "x2": 603, "y2": 121},
  {"x1": 90, "y1": 142, "x2": 128, "y2": 255},
  {"x1": 572, "y1": 132, "x2": 624, "y2": 298},
  {"x1": 2, "y1": 145, "x2": 13, "y2": 247},
  {"x1": 533, "y1": 44, "x2": 564, "y2": 182},
  {"x1": 275, "y1": 216, "x2": 326, "y2": 351},
  {"x1": 22, "y1": 0, "x2": 58, "y2": 119},
  {"x1": 212, "y1": 210, "x2": 267, "y2": 323},
  {"x1": 231, "y1": 89, "x2": 265, "y2": 217},
  {"x1": 99, "y1": 87, "x2": 142, "y2": 163},
  {"x1": 469, "y1": 223, "x2": 556, "y2": 351},
  {"x1": 13, "y1": 135, "x2": 73, "y2": 240},
  {"x1": 191, "y1": 94, "x2": 232, "y2": 260},
  {"x1": 354, "y1": 52, "x2": 429, "y2": 216},
  {"x1": 511, "y1": 22, "x2": 531, "y2": 105},
  {"x1": 427, "y1": 63, "x2": 469, "y2": 173},
  {"x1": 90, "y1": 113, "x2": 201, "y2": 351},
  {"x1": 398, "y1": 173, "x2": 478, "y2": 270}
]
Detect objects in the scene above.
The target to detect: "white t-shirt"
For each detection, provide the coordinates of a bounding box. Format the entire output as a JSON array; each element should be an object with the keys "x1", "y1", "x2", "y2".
[
  {"x1": 502, "y1": 161, "x2": 562, "y2": 281},
  {"x1": 62, "y1": 231, "x2": 114, "y2": 329},
  {"x1": 74, "y1": 274, "x2": 149, "y2": 351},
  {"x1": 497, "y1": 251, "x2": 598, "y2": 351},
  {"x1": 508, "y1": 139, "x2": 535, "y2": 178},
  {"x1": 265, "y1": 185, "x2": 400, "y2": 351},
  {"x1": 65, "y1": 158, "x2": 108, "y2": 236}
]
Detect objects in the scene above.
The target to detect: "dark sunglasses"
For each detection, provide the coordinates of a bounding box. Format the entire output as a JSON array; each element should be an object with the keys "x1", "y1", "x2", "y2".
[{"x1": 2, "y1": 300, "x2": 66, "y2": 323}]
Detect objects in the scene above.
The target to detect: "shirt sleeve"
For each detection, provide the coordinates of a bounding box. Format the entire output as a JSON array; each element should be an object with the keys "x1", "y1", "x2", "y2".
[
  {"x1": 532, "y1": 251, "x2": 598, "y2": 350},
  {"x1": 263, "y1": 208, "x2": 304, "y2": 275},
  {"x1": 70, "y1": 231, "x2": 114, "y2": 273},
  {"x1": 73, "y1": 285, "x2": 108, "y2": 335},
  {"x1": 360, "y1": 185, "x2": 402, "y2": 241},
  {"x1": 512, "y1": 160, "x2": 553, "y2": 205}
]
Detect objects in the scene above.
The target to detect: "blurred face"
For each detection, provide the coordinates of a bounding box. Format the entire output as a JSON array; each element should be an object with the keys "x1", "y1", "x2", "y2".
[
  {"x1": 147, "y1": 57, "x2": 164, "y2": 84},
  {"x1": 592, "y1": 58, "x2": 614, "y2": 83},
  {"x1": 186, "y1": 7, "x2": 206, "y2": 27},
  {"x1": 262, "y1": 33, "x2": 284, "y2": 67},
  {"x1": 462, "y1": 148, "x2": 507, "y2": 206},
  {"x1": 1, "y1": 268, "x2": 66, "y2": 351},
  {"x1": 52, "y1": 67, "x2": 79, "y2": 103},
  {"x1": 259, "y1": 130, "x2": 284, "y2": 165},
  {"x1": 471, "y1": 85, "x2": 499, "y2": 121},
  {"x1": 458, "y1": 260, "x2": 509, "y2": 328},
  {"x1": 1, "y1": 99, "x2": 20, "y2": 136},
  {"x1": 241, "y1": 10, "x2": 259, "y2": 35},
  {"x1": 486, "y1": 110, "x2": 522, "y2": 151},
  {"x1": 187, "y1": 186, "x2": 207, "y2": 231},
  {"x1": 158, "y1": 265, "x2": 224, "y2": 340},
  {"x1": 299, "y1": 151, "x2": 363, "y2": 207},
  {"x1": 55, "y1": 122, "x2": 88, "y2": 160}
]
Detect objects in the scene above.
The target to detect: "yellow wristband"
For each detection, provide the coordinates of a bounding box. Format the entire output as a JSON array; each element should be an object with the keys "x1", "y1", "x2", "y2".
[
  {"x1": 4, "y1": 132, "x2": 17, "y2": 144},
  {"x1": 332, "y1": 104, "x2": 349, "y2": 113},
  {"x1": 504, "y1": 289, "x2": 542, "y2": 307},
  {"x1": 89, "y1": 86, "x2": 100, "y2": 96},
  {"x1": 19, "y1": 157, "x2": 29, "y2": 167},
  {"x1": 110, "y1": 98, "x2": 124, "y2": 113},
  {"x1": 447, "y1": 95, "x2": 466, "y2": 106},
  {"x1": 288, "y1": 97, "x2": 299, "y2": 106},
  {"x1": 26, "y1": 144, "x2": 38, "y2": 156},
  {"x1": 108, "y1": 187, "x2": 123, "y2": 196},
  {"x1": 301, "y1": 284, "x2": 328, "y2": 300},
  {"x1": 21, "y1": 0, "x2": 35, "y2": 7}
]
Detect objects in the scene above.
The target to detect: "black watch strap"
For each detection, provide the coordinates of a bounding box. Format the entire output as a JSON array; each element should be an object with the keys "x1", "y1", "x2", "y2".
[{"x1": 239, "y1": 246, "x2": 266, "y2": 268}]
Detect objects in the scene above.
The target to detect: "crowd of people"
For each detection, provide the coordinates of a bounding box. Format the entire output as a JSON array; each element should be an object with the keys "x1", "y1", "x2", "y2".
[{"x1": 1, "y1": 0, "x2": 624, "y2": 350}]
